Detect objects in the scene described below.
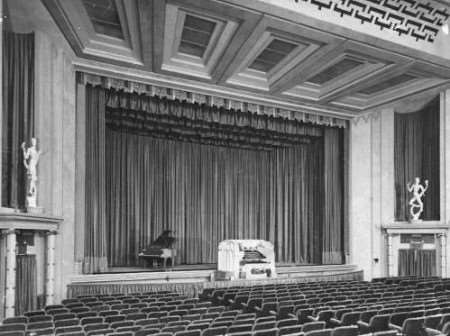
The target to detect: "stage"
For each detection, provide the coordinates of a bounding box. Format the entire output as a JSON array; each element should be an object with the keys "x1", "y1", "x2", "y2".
[{"x1": 67, "y1": 264, "x2": 363, "y2": 298}]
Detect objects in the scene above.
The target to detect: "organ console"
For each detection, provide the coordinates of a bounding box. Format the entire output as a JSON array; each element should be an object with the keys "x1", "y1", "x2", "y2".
[
  {"x1": 218, "y1": 240, "x2": 276, "y2": 280},
  {"x1": 139, "y1": 230, "x2": 177, "y2": 268}
]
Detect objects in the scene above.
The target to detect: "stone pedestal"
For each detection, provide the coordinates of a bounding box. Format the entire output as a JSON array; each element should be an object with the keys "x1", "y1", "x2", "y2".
[
  {"x1": 383, "y1": 222, "x2": 449, "y2": 277},
  {"x1": 0, "y1": 213, "x2": 62, "y2": 318}
]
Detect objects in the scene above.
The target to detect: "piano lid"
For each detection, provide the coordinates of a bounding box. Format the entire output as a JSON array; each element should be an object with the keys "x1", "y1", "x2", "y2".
[{"x1": 146, "y1": 230, "x2": 176, "y2": 249}]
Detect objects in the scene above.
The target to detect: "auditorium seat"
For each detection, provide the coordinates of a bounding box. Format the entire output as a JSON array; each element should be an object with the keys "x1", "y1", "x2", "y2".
[
  {"x1": 331, "y1": 325, "x2": 358, "y2": 336},
  {"x1": 167, "y1": 320, "x2": 191, "y2": 327},
  {"x1": 174, "y1": 329, "x2": 202, "y2": 336},
  {"x1": 253, "y1": 327, "x2": 279, "y2": 336},
  {"x1": 228, "y1": 324, "x2": 253, "y2": 333},
  {"x1": 304, "y1": 329, "x2": 332, "y2": 336},
  {"x1": 2, "y1": 316, "x2": 27, "y2": 324},
  {"x1": 253, "y1": 321, "x2": 277, "y2": 331},
  {"x1": 54, "y1": 318, "x2": 79, "y2": 329},
  {"x1": 200, "y1": 326, "x2": 228, "y2": 336},
  {"x1": 55, "y1": 325, "x2": 83, "y2": 335},
  {"x1": 226, "y1": 332, "x2": 253, "y2": 336},
  {"x1": 86, "y1": 328, "x2": 114, "y2": 336},
  {"x1": 187, "y1": 323, "x2": 209, "y2": 331},
  {"x1": 24, "y1": 310, "x2": 46, "y2": 317},
  {"x1": 401, "y1": 317, "x2": 441, "y2": 336},
  {"x1": 372, "y1": 331, "x2": 397, "y2": 336},
  {"x1": 84, "y1": 323, "x2": 110, "y2": 332},
  {"x1": 359, "y1": 310, "x2": 377, "y2": 324},
  {"x1": 276, "y1": 318, "x2": 298, "y2": 328},
  {"x1": 358, "y1": 314, "x2": 391, "y2": 333},
  {"x1": 0, "y1": 332, "x2": 24, "y2": 336},
  {"x1": 389, "y1": 311, "x2": 410, "y2": 329},
  {"x1": 135, "y1": 328, "x2": 160, "y2": 336},
  {"x1": 279, "y1": 325, "x2": 303, "y2": 335},
  {"x1": 77, "y1": 311, "x2": 97, "y2": 319},
  {"x1": 28, "y1": 315, "x2": 52, "y2": 323},
  {"x1": 297, "y1": 308, "x2": 314, "y2": 324},
  {"x1": 116, "y1": 325, "x2": 141, "y2": 333},
  {"x1": 301, "y1": 321, "x2": 325, "y2": 332}
]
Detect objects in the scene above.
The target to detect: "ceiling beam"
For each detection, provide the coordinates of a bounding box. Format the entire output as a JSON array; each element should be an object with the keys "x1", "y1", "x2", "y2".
[
  {"x1": 322, "y1": 61, "x2": 417, "y2": 104},
  {"x1": 137, "y1": 0, "x2": 153, "y2": 71},
  {"x1": 270, "y1": 40, "x2": 349, "y2": 94}
]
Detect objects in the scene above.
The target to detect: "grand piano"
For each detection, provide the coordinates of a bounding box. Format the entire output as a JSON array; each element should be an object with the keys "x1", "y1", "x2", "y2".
[{"x1": 138, "y1": 230, "x2": 177, "y2": 268}]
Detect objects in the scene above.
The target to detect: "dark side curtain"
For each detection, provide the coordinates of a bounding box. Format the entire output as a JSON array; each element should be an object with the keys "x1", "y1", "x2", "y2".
[
  {"x1": 1, "y1": 32, "x2": 35, "y2": 208},
  {"x1": 398, "y1": 249, "x2": 436, "y2": 277},
  {"x1": 394, "y1": 97, "x2": 440, "y2": 221},
  {"x1": 84, "y1": 85, "x2": 108, "y2": 273},
  {"x1": 15, "y1": 255, "x2": 37, "y2": 315}
]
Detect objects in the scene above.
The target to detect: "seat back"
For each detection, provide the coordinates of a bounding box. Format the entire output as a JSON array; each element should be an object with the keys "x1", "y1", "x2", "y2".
[
  {"x1": 331, "y1": 326, "x2": 358, "y2": 336},
  {"x1": 369, "y1": 314, "x2": 390, "y2": 332}
]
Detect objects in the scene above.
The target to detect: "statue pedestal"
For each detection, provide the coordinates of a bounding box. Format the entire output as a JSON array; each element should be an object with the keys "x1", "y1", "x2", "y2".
[
  {"x1": 26, "y1": 206, "x2": 45, "y2": 215},
  {"x1": 382, "y1": 222, "x2": 449, "y2": 277},
  {"x1": 409, "y1": 219, "x2": 423, "y2": 224}
]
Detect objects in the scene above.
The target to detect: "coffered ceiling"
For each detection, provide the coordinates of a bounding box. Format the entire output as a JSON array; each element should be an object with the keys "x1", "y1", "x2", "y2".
[{"x1": 42, "y1": 0, "x2": 450, "y2": 115}]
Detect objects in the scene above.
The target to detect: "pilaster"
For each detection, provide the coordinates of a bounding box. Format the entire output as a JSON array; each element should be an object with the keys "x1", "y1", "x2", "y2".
[
  {"x1": 4, "y1": 229, "x2": 16, "y2": 318},
  {"x1": 45, "y1": 231, "x2": 57, "y2": 305}
]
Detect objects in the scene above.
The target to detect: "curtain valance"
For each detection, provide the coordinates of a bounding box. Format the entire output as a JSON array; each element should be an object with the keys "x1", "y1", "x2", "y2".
[
  {"x1": 77, "y1": 72, "x2": 347, "y2": 128},
  {"x1": 104, "y1": 88, "x2": 323, "y2": 149}
]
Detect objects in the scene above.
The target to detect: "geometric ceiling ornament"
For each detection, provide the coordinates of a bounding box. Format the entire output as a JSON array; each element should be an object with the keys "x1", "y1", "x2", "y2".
[
  {"x1": 357, "y1": 73, "x2": 418, "y2": 95},
  {"x1": 281, "y1": 42, "x2": 398, "y2": 103},
  {"x1": 161, "y1": 3, "x2": 238, "y2": 80},
  {"x1": 298, "y1": 0, "x2": 450, "y2": 42},
  {"x1": 82, "y1": 0, "x2": 124, "y2": 39},
  {"x1": 42, "y1": 0, "x2": 143, "y2": 65},
  {"x1": 226, "y1": 30, "x2": 320, "y2": 91}
]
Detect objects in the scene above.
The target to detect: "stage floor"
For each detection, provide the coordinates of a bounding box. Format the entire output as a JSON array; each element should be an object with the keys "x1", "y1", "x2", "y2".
[{"x1": 68, "y1": 264, "x2": 362, "y2": 298}]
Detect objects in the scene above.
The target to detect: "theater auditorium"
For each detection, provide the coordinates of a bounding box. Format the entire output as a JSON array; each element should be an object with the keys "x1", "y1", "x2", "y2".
[{"x1": 2, "y1": 0, "x2": 450, "y2": 335}]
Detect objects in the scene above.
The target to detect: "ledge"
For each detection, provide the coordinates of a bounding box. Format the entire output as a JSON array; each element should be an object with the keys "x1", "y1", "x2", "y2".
[
  {"x1": 0, "y1": 211, "x2": 63, "y2": 231},
  {"x1": 382, "y1": 221, "x2": 450, "y2": 233}
]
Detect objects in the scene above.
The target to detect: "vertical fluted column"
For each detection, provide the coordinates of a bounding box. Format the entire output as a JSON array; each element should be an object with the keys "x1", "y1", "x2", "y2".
[
  {"x1": 439, "y1": 233, "x2": 447, "y2": 278},
  {"x1": 5, "y1": 229, "x2": 17, "y2": 317},
  {"x1": 387, "y1": 233, "x2": 394, "y2": 277},
  {"x1": 45, "y1": 231, "x2": 57, "y2": 305}
]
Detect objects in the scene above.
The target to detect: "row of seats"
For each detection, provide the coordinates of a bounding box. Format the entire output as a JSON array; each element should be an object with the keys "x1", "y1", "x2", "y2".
[{"x1": 2, "y1": 278, "x2": 450, "y2": 336}]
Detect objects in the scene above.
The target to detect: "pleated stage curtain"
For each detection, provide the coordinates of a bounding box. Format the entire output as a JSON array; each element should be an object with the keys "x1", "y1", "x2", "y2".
[
  {"x1": 15, "y1": 255, "x2": 37, "y2": 315},
  {"x1": 105, "y1": 129, "x2": 324, "y2": 266},
  {"x1": 85, "y1": 85, "x2": 346, "y2": 271},
  {"x1": 398, "y1": 249, "x2": 436, "y2": 277},
  {"x1": 394, "y1": 97, "x2": 440, "y2": 221},
  {"x1": 1, "y1": 31, "x2": 35, "y2": 208},
  {"x1": 323, "y1": 128, "x2": 344, "y2": 264}
]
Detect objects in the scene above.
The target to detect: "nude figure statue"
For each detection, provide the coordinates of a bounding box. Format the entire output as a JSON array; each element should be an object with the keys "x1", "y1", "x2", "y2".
[{"x1": 407, "y1": 177, "x2": 429, "y2": 221}]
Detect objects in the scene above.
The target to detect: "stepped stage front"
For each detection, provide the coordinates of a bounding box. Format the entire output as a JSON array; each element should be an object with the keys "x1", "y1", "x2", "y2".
[{"x1": 68, "y1": 264, "x2": 362, "y2": 298}]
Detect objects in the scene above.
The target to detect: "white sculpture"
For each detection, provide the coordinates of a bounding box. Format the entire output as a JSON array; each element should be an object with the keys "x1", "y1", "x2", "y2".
[
  {"x1": 407, "y1": 177, "x2": 429, "y2": 221},
  {"x1": 21, "y1": 138, "x2": 41, "y2": 209}
]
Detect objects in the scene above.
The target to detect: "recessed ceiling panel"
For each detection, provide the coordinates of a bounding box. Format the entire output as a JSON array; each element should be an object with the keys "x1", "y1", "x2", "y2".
[
  {"x1": 82, "y1": 0, "x2": 124, "y2": 39},
  {"x1": 307, "y1": 57, "x2": 365, "y2": 85},
  {"x1": 358, "y1": 73, "x2": 417, "y2": 95},
  {"x1": 179, "y1": 14, "x2": 217, "y2": 58},
  {"x1": 248, "y1": 39, "x2": 299, "y2": 73}
]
